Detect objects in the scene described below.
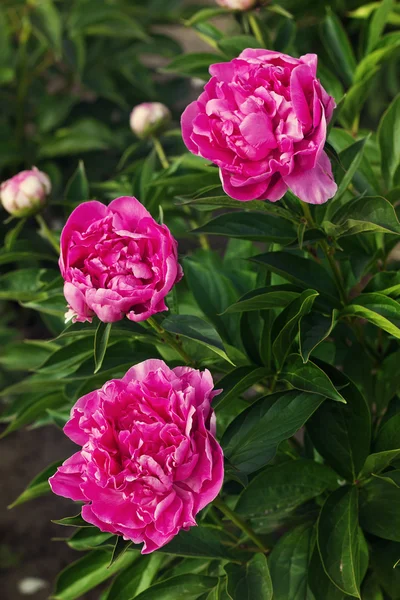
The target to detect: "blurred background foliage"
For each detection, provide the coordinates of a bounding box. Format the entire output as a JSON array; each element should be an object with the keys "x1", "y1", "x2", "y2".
[{"x1": 1, "y1": 1, "x2": 400, "y2": 599}]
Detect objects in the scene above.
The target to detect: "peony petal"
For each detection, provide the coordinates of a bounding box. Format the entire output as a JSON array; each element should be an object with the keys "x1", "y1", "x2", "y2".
[
  {"x1": 49, "y1": 452, "x2": 87, "y2": 501},
  {"x1": 108, "y1": 196, "x2": 152, "y2": 229},
  {"x1": 284, "y1": 150, "x2": 337, "y2": 205},
  {"x1": 181, "y1": 101, "x2": 202, "y2": 154}
]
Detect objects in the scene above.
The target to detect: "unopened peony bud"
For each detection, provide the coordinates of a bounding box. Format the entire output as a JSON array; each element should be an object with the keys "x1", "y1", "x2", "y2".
[
  {"x1": 216, "y1": 0, "x2": 258, "y2": 9},
  {"x1": 130, "y1": 102, "x2": 171, "y2": 139},
  {"x1": 0, "y1": 167, "x2": 51, "y2": 217}
]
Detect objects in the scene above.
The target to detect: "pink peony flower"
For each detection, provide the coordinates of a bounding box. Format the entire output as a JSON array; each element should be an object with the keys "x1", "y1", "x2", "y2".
[
  {"x1": 130, "y1": 102, "x2": 171, "y2": 139},
  {"x1": 59, "y1": 197, "x2": 182, "y2": 323},
  {"x1": 216, "y1": 0, "x2": 258, "y2": 9},
  {"x1": 0, "y1": 167, "x2": 51, "y2": 217},
  {"x1": 49, "y1": 360, "x2": 224, "y2": 554},
  {"x1": 181, "y1": 49, "x2": 337, "y2": 204}
]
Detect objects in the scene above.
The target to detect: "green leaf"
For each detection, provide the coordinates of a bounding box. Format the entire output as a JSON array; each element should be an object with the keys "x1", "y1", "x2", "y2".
[
  {"x1": 333, "y1": 138, "x2": 369, "y2": 202},
  {"x1": 0, "y1": 268, "x2": 58, "y2": 301},
  {"x1": 280, "y1": 354, "x2": 345, "y2": 403},
  {"x1": 94, "y1": 321, "x2": 112, "y2": 374},
  {"x1": 67, "y1": 528, "x2": 114, "y2": 551},
  {"x1": 64, "y1": 161, "x2": 89, "y2": 203},
  {"x1": 32, "y1": 0, "x2": 62, "y2": 57},
  {"x1": 299, "y1": 311, "x2": 337, "y2": 362},
  {"x1": 218, "y1": 36, "x2": 262, "y2": 59},
  {"x1": 162, "y1": 525, "x2": 237, "y2": 560},
  {"x1": 38, "y1": 336, "x2": 95, "y2": 375},
  {"x1": 8, "y1": 459, "x2": 62, "y2": 508},
  {"x1": 360, "y1": 477, "x2": 400, "y2": 542},
  {"x1": 306, "y1": 362, "x2": 371, "y2": 481},
  {"x1": 162, "y1": 315, "x2": 233, "y2": 364},
  {"x1": 370, "y1": 540, "x2": 400, "y2": 599},
  {"x1": 375, "y1": 413, "x2": 400, "y2": 452},
  {"x1": 251, "y1": 252, "x2": 339, "y2": 305},
  {"x1": 320, "y1": 11, "x2": 357, "y2": 87},
  {"x1": 272, "y1": 290, "x2": 319, "y2": 369},
  {"x1": 341, "y1": 293, "x2": 400, "y2": 339},
  {"x1": 236, "y1": 460, "x2": 338, "y2": 532},
  {"x1": 225, "y1": 554, "x2": 272, "y2": 600},
  {"x1": 378, "y1": 93, "x2": 400, "y2": 189},
  {"x1": 339, "y1": 68, "x2": 380, "y2": 130},
  {"x1": 185, "y1": 8, "x2": 228, "y2": 26},
  {"x1": 213, "y1": 366, "x2": 268, "y2": 409},
  {"x1": 326, "y1": 196, "x2": 400, "y2": 237},
  {"x1": 103, "y1": 554, "x2": 163, "y2": 600},
  {"x1": 317, "y1": 486, "x2": 361, "y2": 598},
  {"x1": 308, "y1": 546, "x2": 346, "y2": 600},
  {"x1": 360, "y1": 450, "x2": 400, "y2": 478},
  {"x1": 109, "y1": 536, "x2": 133, "y2": 566},
  {"x1": 183, "y1": 253, "x2": 240, "y2": 346},
  {"x1": 163, "y1": 53, "x2": 220, "y2": 80},
  {"x1": 365, "y1": 0, "x2": 394, "y2": 54},
  {"x1": 361, "y1": 572, "x2": 384, "y2": 600},
  {"x1": 225, "y1": 288, "x2": 300, "y2": 314},
  {"x1": 52, "y1": 514, "x2": 92, "y2": 528},
  {"x1": 52, "y1": 549, "x2": 139, "y2": 600},
  {"x1": 193, "y1": 212, "x2": 296, "y2": 243},
  {"x1": 222, "y1": 389, "x2": 324, "y2": 474},
  {"x1": 0, "y1": 392, "x2": 65, "y2": 439},
  {"x1": 269, "y1": 523, "x2": 314, "y2": 600},
  {"x1": 133, "y1": 575, "x2": 218, "y2": 600},
  {"x1": 39, "y1": 119, "x2": 117, "y2": 158}
]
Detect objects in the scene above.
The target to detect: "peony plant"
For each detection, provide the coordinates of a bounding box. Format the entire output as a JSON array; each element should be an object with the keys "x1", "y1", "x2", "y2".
[{"x1": 1, "y1": 2, "x2": 400, "y2": 600}]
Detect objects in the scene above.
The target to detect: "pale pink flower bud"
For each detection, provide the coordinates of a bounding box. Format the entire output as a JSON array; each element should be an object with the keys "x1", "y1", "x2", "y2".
[
  {"x1": 0, "y1": 167, "x2": 51, "y2": 217},
  {"x1": 216, "y1": 0, "x2": 258, "y2": 10},
  {"x1": 129, "y1": 102, "x2": 171, "y2": 139}
]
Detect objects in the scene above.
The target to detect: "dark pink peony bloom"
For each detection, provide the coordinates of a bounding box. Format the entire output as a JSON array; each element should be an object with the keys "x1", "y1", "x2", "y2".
[
  {"x1": 49, "y1": 360, "x2": 224, "y2": 553},
  {"x1": 181, "y1": 49, "x2": 337, "y2": 204},
  {"x1": 60, "y1": 197, "x2": 182, "y2": 323}
]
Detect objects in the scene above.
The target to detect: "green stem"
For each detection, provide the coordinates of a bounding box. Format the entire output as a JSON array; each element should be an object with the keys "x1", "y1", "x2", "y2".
[
  {"x1": 35, "y1": 214, "x2": 60, "y2": 254},
  {"x1": 301, "y1": 202, "x2": 348, "y2": 305},
  {"x1": 213, "y1": 497, "x2": 269, "y2": 553},
  {"x1": 152, "y1": 137, "x2": 170, "y2": 170},
  {"x1": 147, "y1": 317, "x2": 193, "y2": 365},
  {"x1": 247, "y1": 14, "x2": 266, "y2": 47}
]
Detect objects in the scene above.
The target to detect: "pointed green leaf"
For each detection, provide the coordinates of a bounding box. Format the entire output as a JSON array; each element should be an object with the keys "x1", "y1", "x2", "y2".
[
  {"x1": 269, "y1": 523, "x2": 314, "y2": 600},
  {"x1": 320, "y1": 11, "x2": 356, "y2": 87},
  {"x1": 306, "y1": 362, "x2": 371, "y2": 481},
  {"x1": 225, "y1": 554, "x2": 272, "y2": 600},
  {"x1": 8, "y1": 459, "x2": 63, "y2": 508},
  {"x1": 162, "y1": 315, "x2": 233, "y2": 364},
  {"x1": 360, "y1": 477, "x2": 400, "y2": 542},
  {"x1": 133, "y1": 575, "x2": 218, "y2": 600},
  {"x1": 317, "y1": 487, "x2": 361, "y2": 598},
  {"x1": 193, "y1": 212, "x2": 296, "y2": 243},
  {"x1": 299, "y1": 311, "x2": 337, "y2": 362},
  {"x1": 236, "y1": 460, "x2": 338, "y2": 532},
  {"x1": 280, "y1": 354, "x2": 345, "y2": 402},
  {"x1": 365, "y1": 0, "x2": 394, "y2": 54},
  {"x1": 378, "y1": 93, "x2": 400, "y2": 189},
  {"x1": 213, "y1": 366, "x2": 269, "y2": 409},
  {"x1": 52, "y1": 549, "x2": 139, "y2": 600},
  {"x1": 341, "y1": 293, "x2": 400, "y2": 339},
  {"x1": 222, "y1": 389, "x2": 324, "y2": 474},
  {"x1": 94, "y1": 321, "x2": 112, "y2": 373},
  {"x1": 64, "y1": 161, "x2": 89, "y2": 203},
  {"x1": 272, "y1": 290, "x2": 319, "y2": 369},
  {"x1": 251, "y1": 252, "x2": 339, "y2": 305}
]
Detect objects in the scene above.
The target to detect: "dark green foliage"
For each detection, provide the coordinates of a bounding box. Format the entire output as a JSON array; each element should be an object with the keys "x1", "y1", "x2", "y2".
[{"x1": 1, "y1": 1, "x2": 400, "y2": 599}]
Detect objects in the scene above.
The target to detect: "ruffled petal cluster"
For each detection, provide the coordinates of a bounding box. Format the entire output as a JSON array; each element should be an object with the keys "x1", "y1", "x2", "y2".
[
  {"x1": 49, "y1": 360, "x2": 224, "y2": 553},
  {"x1": 60, "y1": 197, "x2": 182, "y2": 323},
  {"x1": 182, "y1": 49, "x2": 337, "y2": 204}
]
